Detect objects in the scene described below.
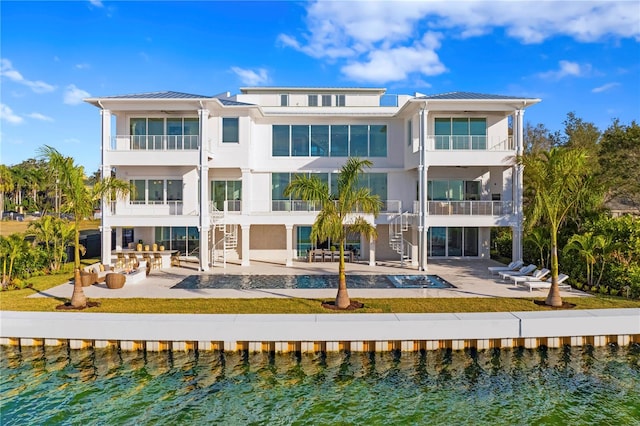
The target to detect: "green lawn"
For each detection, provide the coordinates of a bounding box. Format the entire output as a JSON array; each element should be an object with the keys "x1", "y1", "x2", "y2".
[{"x1": 2, "y1": 268, "x2": 640, "y2": 314}]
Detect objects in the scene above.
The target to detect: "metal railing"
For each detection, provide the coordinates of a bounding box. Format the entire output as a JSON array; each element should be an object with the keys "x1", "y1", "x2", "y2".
[
  {"x1": 424, "y1": 135, "x2": 514, "y2": 151},
  {"x1": 110, "y1": 135, "x2": 200, "y2": 151},
  {"x1": 271, "y1": 199, "x2": 400, "y2": 213},
  {"x1": 412, "y1": 200, "x2": 513, "y2": 215},
  {"x1": 106, "y1": 201, "x2": 185, "y2": 215}
]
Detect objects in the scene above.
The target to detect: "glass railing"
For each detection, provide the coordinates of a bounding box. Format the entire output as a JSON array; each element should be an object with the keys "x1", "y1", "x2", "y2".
[
  {"x1": 426, "y1": 136, "x2": 513, "y2": 151},
  {"x1": 110, "y1": 135, "x2": 200, "y2": 151}
]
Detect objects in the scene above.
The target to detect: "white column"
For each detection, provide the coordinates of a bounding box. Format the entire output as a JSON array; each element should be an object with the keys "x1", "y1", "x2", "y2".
[
  {"x1": 513, "y1": 109, "x2": 525, "y2": 261},
  {"x1": 411, "y1": 226, "x2": 419, "y2": 267},
  {"x1": 100, "y1": 226, "x2": 112, "y2": 265},
  {"x1": 101, "y1": 108, "x2": 111, "y2": 152},
  {"x1": 241, "y1": 225, "x2": 250, "y2": 266},
  {"x1": 369, "y1": 226, "x2": 376, "y2": 266},
  {"x1": 285, "y1": 225, "x2": 293, "y2": 267},
  {"x1": 418, "y1": 107, "x2": 429, "y2": 271},
  {"x1": 241, "y1": 168, "x2": 251, "y2": 214},
  {"x1": 199, "y1": 109, "x2": 210, "y2": 271}
]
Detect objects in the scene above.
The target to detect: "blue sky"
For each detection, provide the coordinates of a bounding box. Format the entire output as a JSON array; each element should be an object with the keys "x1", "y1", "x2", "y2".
[{"x1": 1, "y1": 0, "x2": 639, "y2": 172}]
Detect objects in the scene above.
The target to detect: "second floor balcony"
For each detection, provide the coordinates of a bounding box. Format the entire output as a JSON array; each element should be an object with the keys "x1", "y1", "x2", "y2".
[
  {"x1": 425, "y1": 135, "x2": 513, "y2": 151},
  {"x1": 413, "y1": 201, "x2": 513, "y2": 216},
  {"x1": 110, "y1": 135, "x2": 200, "y2": 151}
]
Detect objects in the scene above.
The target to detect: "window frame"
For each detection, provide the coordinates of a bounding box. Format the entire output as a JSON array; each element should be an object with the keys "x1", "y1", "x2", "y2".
[{"x1": 222, "y1": 117, "x2": 239, "y2": 143}]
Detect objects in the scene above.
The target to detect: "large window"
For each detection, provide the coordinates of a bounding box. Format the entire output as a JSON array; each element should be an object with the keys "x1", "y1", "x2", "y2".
[
  {"x1": 222, "y1": 117, "x2": 239, "y2": 143},
  {"x1": 434, "y1": 117, "x2": 486, "y2": 150},
  {"x1": 428, "y1": 180, "x2": 480, "y2": 201},
  {"x1": 129, "y1": 179, "x2": 182, "y2": 205},
  {"x1": 272, "y1": 124, "x2": 387, "y2": 157},
  {"x1": 130, "y1": 117, "x2": 199, "y2": 150},
  {"x1": 308, "y1": 95, "x2": 318, "y2": 107},
  {"x1": 155, "y1": 226, "x2": 199, "y2": 258},
  {"x1": 428, "y1": 227, "x2": 479, "y2": 257},
  {"x1": 211, "y1": 180, "x2": 242, "y2": 211},
  {"x1": 272, "y1": 172, "x2": 385, "y2": 211}
]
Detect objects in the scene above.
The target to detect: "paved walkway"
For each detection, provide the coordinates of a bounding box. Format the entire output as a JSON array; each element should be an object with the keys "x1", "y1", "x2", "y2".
[{"x1": 33, "y1": 259, "x2": 587, "y2": 300}]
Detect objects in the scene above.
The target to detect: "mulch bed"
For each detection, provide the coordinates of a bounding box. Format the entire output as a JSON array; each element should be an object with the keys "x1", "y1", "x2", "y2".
[
  {"x1": 321, "y1": 300, "x2": 365, "y2": 310},
  {"x1": 533, "y1": 300, "x2": 576, "y2": 309},
  {"x1": 56, "y1": 301, "x2": 101, "y2": 310}
]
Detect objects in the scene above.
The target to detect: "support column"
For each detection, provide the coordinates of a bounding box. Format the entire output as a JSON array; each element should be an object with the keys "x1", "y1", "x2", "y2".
[
  {"x1": 241, "y1": 168, "x2": 251, "y2": 215},
  {"x1": 369, "y1": 227, "x2": 376, "y2": 266},
  {"x1": 411, "y1": 225, "x2": 419, "y2": 267},
  {"x1": 100, "y1": 226, "x2": 112, "y2": 266},
  {"x1": 198, "y1": 108, "x2": 210, "y2": 271},
  {"x1": 513, "y1": 109, "x2": 525, "y2": 262},
  {"x1": 241, "y1": 225, "x2": 250, "y2": 266},
  {"x1": 418, "y1": 106, "x2": 429, "y2": 271},
  {"x1": 285, "y1": 225, "x2": 294, "y2": 267}
]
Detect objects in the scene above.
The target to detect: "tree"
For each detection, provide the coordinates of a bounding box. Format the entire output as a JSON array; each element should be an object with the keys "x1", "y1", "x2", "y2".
[
  {"x1": 39, "y1": 146, "x2": 131, "y2": 308},
  {"x1": 524, "y1": 228, "x2": 549, "y2": 269},
  {"x1": 521, "y1": 147, "x2": 595, "y2": 307},
  {"x1": 285, "y1": 158, "x2": 381, "y2": 309},
  {"x1": 28, "y1": 215, "x2": 74, "y2": 271},
  {"x1": 563, "y1": 232, "x2": 610, "y2": 288},
  {"x1": 524, "y1": 122, "x2": 559, "y2": 154},
  {"x1": 0, "y1": 233, "x2": 30, "y2": 288},
  {"x1": 0, "y1": 165, "x2": 13, "y2": 216},
  {"x1": 598, "y1": 120, "x2": 640, "y2": 209}
]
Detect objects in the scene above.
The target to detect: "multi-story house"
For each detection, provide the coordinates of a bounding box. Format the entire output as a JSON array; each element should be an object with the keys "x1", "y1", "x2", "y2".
[{"x1": 86, "y1": 87, "x2": 539, "y2": 271}]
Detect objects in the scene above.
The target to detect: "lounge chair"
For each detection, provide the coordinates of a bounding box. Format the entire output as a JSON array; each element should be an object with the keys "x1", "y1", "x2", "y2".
[
  {"x1": 511, "y1": 268, "x2": 550, "y2": 284},
  {"x1": 524, "y1": 273, "x2": 570, "y2": 292},
  {"x1": 499, "y1": 264, "x2": 537, "y2": 280},
  {"x1": 488, "y1": 260, "x2": 524, "y2": 275}
]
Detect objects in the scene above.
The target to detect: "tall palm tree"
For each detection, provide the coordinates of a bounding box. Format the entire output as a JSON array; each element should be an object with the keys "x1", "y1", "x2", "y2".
[
  {"x1": 39, "y1": 146, "x2": 131, "y2": 308},
  {"x1": 563, "y1": 232, "x2": 611, "y2": 288},
  {"x1": 0, "y1": 233, "x2": 30, "y2": 288},
  {"x1": 520, "y1": 147, "x2": 594, "y2": 307},
  {"x1": 285, "y1": 158, "x2": 381, "y2": 309},
  {"x1": 28, "y1": 215, "x2": 74, "y2": 271},
  {"x1": 0, "y1": 165, "x2": 13, "y2": 217}
]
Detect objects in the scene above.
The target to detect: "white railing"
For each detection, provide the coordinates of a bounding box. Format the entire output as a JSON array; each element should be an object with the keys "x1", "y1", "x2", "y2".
[
  {"x1": 412, "y1": 201, "x2": 513, "y2": 215},
  {"x1": 210, "y1": 200, "x2": 242, "y2": 212},
  {"x1": 424, "y1": 135, "x2": 513, "y2": 151},
  {"x1": 110, "y1": 135, "x2": 200, "y2": 151},
  {"x1": 106, "y1": 201, "x2": 185, "y2": 216},
  {"x1": 271, "y1": 199, "x2": 400, "y2": 213}
]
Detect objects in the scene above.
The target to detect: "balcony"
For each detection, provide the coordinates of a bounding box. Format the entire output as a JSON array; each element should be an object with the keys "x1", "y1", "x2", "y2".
[
  {"x1": 106, "y1": 201, "x2": 189, "y2": 216},
  {"x1": 412, "y1": 201, "x2": 513, "y2": 216},
  {"x1": 110, "y1": 135, "x2": 199, "y2": 151},
  {"x1": 270, "y1": 199, "x2": 401, "y2": 213},
  {"x1": 425, "y1": 135, "x2": 513, "y2": 151}
]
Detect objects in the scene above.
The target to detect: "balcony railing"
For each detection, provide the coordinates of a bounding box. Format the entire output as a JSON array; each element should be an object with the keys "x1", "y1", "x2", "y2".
[
  {"x1": 271, "y1": 199, "x2": 400, "y2": 213},
  {"x1": 106, "y1": 201, "x2": 185, "y2": 216},
  {"x1": 210, "y1": 200, "x2": 242, "y2": 212},
  {"x1": 412, "y1": 201, "x2": 513, "y2": 216},
  {"x1": 110, "y1": 135, "x2": 200, "y2": 151},
  {"x1": 424, "y1": 135, "x2": 513, "y2": 151}
]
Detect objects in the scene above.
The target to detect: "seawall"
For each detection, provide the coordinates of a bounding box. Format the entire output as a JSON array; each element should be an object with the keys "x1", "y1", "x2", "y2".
[{"x1": 1, "y1": 309, "x2": 639, "y2": 352}]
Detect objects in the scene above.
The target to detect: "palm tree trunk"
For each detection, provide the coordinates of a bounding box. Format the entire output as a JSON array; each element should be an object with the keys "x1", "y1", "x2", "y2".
[
  {"x1": 545, "y1": 228, "x2": 563, "y2": 307},
  {"x1": 335, "y1": 242, "x2": 350, "y2": 309},
  {"x1": 70, "y1": 268, "x2": 87, "y2": 308}
]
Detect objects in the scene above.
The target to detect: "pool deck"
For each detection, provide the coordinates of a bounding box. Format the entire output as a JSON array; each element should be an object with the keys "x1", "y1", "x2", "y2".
[{"x1": 32, "y1": 259, "x2": 587, "y2": 300}]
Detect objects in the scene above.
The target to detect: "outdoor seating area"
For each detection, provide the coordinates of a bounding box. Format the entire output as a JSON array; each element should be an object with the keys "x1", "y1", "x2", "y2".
[
  {"x1": 307, "y1": 249, "x2": 356, "y2": 263},
  {"x1": 489, "y1": 261, "x2": 572, "y2": 292}
]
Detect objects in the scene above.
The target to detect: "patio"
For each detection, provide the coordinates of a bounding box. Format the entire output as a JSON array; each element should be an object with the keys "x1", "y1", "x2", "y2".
[{"x1": 32, "y1": 259, "x2": 588, "y2": 300}]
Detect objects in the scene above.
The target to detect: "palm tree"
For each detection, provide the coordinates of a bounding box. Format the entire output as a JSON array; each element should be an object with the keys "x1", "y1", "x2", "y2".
[
  {"x1": 39, "y1": 146, "x2": 131, "y2": 308},
  {"x1": 563, "y1": 232, "x2": 611, "y2": 288},
  {"x1": 0, "y1": 165, "x2": 13, "y2": 217},
  {"x1": 520, "y1": 147, "x2": 594, "y2": 307},
  {"x1": 525, "y1": 228, "x2": 550, "y2": 269},
  {"x1": 285, "y1": 158, "x2": 381, "y2": 309},
  {"x1": 0, "y1": 233, "x2": 30, "y2": 288},
  {"x1": 28, "y1": 215, "x2": 74, "y2": 271}
]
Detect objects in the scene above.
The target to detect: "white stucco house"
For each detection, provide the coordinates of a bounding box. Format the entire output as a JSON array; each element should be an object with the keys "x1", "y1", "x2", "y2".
[{"x1": 85, "y1": 87, "x2": 539, "y2": 271}]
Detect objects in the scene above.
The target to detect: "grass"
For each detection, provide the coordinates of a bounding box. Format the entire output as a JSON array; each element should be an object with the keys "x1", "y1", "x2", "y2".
[
  {"x1": 2, "y1": 268, "x2": 640, "y2": 314},
  {"x1": 0, "y1": 218, "x2": 100, "y2": 236}
]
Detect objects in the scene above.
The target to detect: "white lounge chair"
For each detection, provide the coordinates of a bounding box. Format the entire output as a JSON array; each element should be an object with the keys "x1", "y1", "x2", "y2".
[
  {"x1": 524, "y1": 273, "x2": 571, "y2": 292},
  {"x1": 511, "y1": 268, "x2": 550, "y2": 284},
  {"x1": 488, "y1": 260, "x2": 524, "y2": 275},
  {"x1": 499, "y1": 264, "x2": 537, "y2": 280}
]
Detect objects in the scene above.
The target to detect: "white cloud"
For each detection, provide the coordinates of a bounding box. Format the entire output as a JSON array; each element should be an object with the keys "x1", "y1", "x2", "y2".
[
  {"x1": 27, "y1": 112, "x2": 54, "y2": 122},
  {"x1": 279, "y1": 1, "x2": 639, "y2": 84},
  {"x1": 0, "y1": 58, "x2": 56, "y2": 93},
  {"x1": 0, "y1": 103, "x2": 24, "y2": 124},
  {"x1": 64, "y1": 84, "x2": 91, "y2": 105},
  {"x1": 75, "y1": 63, "x2": 91, "y2": 70},
  {"x1": 538, "y1": 60, "x2": 591, "y2": 79},
  {"x1": 231, "y1": 67, "x2": 269, "y2": 86},
  {"x1": 88, "y1": 0, "x2": 103, "y2": 7},
  {"x1": 592, "y1": 82, "x2": 620, "y2": 93}
]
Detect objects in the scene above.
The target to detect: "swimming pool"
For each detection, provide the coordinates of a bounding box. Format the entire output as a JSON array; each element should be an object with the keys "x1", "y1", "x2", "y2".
[{"x1": 172, "y1": 274, "x2": 456, "y2": 290}]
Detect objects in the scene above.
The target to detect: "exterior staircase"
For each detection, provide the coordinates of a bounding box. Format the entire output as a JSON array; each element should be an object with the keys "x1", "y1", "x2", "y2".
[
  {"x1": 210, "y1": 205, "x2": 238, "y2": 268},
  {"x1": 389, "y1": 210, "x2": 414, "y2": 266}
]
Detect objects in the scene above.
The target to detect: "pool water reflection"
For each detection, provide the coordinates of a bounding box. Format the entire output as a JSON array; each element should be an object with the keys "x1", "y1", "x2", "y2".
[{"x1": 2, "y1": 344, "x2": 639, "y2": 424}]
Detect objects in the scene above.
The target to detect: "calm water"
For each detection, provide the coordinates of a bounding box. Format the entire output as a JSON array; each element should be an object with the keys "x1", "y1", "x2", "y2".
[
  {"x1": 2, "y1": 344, "x2": 639, "y2": 425},
  {"x1": 172, "y1": 274, "x2": 455, "y2": 290}
]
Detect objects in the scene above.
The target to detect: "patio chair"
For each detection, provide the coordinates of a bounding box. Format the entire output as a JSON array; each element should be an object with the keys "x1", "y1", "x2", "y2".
[
  {"x1": 312, "y1": 250, "x2": 323, "y2": 263},
  {"x1": 323, "y1": 250, "x2": 333, "y2": 262},
  {"x1": 498, "y1": 264, "x2": 537, "y2": 280},
  {"x1": 105, "y1": 273, "x2": 126, "y2": 289},
  {"x1": 170, "y1": 251, "x2": 181, "y2": 267},
  {"x1": 488, "y1": 260, "x2": 524, "y2": 275},
  {"x1": 128, "y1": 253, "x2": 140, "y2": 269},
  {"x1": 511, "y1": 268, "x2": 550, "y2": 284},
  {"x1": 79, "y1": 270, "x2": 97, "y2": 287},
  {"x1": 524, "y1": 273, "x2": 570, "y2": 292},
  {"x1": 153, "y1": 253, "x2": 163, "y2": 269},
  {"x1": 115, "y1": 253, "x2": 126, "y2": 270}
]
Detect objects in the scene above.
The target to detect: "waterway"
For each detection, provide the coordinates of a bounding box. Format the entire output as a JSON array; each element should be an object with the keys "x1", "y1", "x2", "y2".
[{"x1": 2, "y1": 344, "x2": 639, "y2": 425}]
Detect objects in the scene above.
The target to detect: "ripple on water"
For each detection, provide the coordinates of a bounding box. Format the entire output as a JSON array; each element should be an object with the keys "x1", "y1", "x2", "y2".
[{"x1": 1, "y1": 344, "x2": 639, "y2": 425}]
